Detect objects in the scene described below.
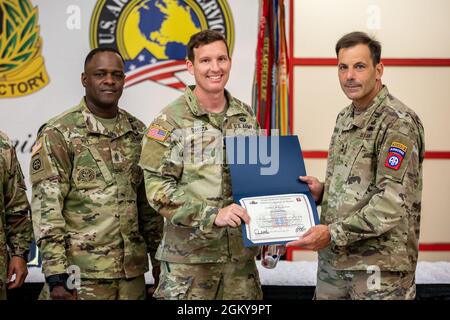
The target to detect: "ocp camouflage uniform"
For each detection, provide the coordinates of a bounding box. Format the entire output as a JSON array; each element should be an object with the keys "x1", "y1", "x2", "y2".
[
  {"x1": 317, "y1": 86, "x2": 425, "y2": 299},
  {"x1": 139, "y1": 86, "x2": 262, "y2": 300},
  {"x1": 30, "y1": 99, "x2": 163, "y2": 300},
  {"x1": 0, "y1": 131, "x2": 33, "y2": 300}
]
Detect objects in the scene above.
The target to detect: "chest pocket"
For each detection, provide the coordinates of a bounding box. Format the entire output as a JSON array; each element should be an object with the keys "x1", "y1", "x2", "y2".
[
  {"x1": 182, "y1": 127, "x2": 223, "y2": 201},
  {"x1": 346, "y1": 138, "x2": 378, "y2": 195},
  {"x1": 72, "y1": 145, "x2": 114, "y2": 190},
  {"x1": 184, "y1": 126, "x2": 223, "y2": 164},
  {"x1": 328, "y1": 132, "x2": 364, "y2": 195},
  {"x1": 335, "y1": 132, "x2": 379, "y2": 198}
]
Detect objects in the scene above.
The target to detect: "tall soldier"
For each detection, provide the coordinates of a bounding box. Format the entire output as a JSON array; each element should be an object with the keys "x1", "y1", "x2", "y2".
[
  {"x1": 288, "y1": 32, "x2": 425, "y2": 300},
  {"x1": 30, "y1": 48, "x2": 163, "y2": 300},
  {"x1": 139, "y1": 30, "x2": 262, "y2": 300},
  {"x1": 0, "y1": 130, "x2": 33, "y2": 300}
]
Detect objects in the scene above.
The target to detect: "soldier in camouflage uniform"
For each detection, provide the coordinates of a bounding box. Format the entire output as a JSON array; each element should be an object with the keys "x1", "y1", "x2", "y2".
[
  {"x1": 139, "y1": 30, "x2": 262, "y2": 300},
  {"x1": 287, "y1": 32, "x2": 425, "y2": 299},
  {"x1": 0, "y1": 130, "x2": 33, "y2": 300},
  {"x1": 30, "y1": 48, "x2": 163, "y2": 300}
]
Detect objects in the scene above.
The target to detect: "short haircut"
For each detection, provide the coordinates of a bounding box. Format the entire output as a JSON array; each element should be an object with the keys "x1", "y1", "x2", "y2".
[
  {"x1": 187, "y1": 30, "x2": 229, "y2": 62},
  {"x1": 335, "y1": 31, "x2": 381, "y2": 66},
  {"x1": 84, "y1": 47, "x2": 125, "y2": 70}
]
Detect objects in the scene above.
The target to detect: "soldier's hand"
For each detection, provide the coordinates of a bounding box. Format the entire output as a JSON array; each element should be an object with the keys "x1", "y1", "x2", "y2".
[
  {"x1": 299, "y1": 176, "x2": 324, "y2": 203},
  {"x1": 214, "y1": 204, "x2": 250, "y2": 228},
  {"x1": 50, "y1": 285, "x2": 77, "y2": 300},
  {"x1": 7, "y1": 256, "x2": 28, "y2": 289},
  {"x1": 286, "y1": 225, "x2": 331, "y2": 251},
  {"x1": 147, "y1": 265, "x2": 160, "y2": 299}
]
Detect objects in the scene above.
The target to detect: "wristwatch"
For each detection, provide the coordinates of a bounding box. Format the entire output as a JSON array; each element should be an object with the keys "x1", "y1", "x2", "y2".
[
  {"x1": 46, "y1": 273, "x2": 70, "y2": 292},
  {"x1": 12, "y1": 251, "x2": 30, "y2": 263}
]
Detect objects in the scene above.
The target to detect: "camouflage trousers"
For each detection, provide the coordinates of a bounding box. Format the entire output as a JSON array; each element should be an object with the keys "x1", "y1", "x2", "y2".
[
  {"x1": 39, "y1": 275, "x2": 146, "y2": 300},
  {"x1": 154, "y1": 259, "x2": 263, "y2": 300},
  {"x1": 315, "y1": 259, "x2": 416, "y2": 300},
  {"x1": 0, "y1": 280, "x2": 5, "y2": 300}
]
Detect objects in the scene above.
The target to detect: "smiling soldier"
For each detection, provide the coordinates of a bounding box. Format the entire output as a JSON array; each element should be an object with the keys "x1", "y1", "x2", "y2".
[
  {"x1": 30, "y1": 48, "x2": 163, "y2": 300},
  {"x1": 139, "y1": 30, "x2": 262, "y2": 300}
]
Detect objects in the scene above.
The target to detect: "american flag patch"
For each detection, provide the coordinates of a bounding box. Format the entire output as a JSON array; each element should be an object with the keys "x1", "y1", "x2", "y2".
[{"x1": 147, "y1": 125, "x2": 169, "y2": 141}]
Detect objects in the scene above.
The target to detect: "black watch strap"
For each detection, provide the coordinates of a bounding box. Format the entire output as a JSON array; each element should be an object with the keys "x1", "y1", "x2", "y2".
[
  {"x1": 46, "y1": 273, "x2": 71, "y2": 292},
  {"x1": 12, "y1": 251, "x2": 30, "y2": 263}
]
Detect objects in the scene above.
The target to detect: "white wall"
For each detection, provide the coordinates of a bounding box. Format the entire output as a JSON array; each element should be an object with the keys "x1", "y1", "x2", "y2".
[{"x1": 292, "y1": 0, "x2": 450, "y2": 261}]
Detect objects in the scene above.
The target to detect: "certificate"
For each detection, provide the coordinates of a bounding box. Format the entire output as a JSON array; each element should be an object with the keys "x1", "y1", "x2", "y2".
[
  {"x1": 240, "y1": 193, "x2": 315, "y2": 245},
  {"x1": 225, "y1": 136, "x2": 320, "y2": 247}
]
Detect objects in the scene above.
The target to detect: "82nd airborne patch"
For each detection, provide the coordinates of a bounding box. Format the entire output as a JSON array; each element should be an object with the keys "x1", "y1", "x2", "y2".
[{"x1": 385, "y1": 142, "x2": 408, "y2": 170}]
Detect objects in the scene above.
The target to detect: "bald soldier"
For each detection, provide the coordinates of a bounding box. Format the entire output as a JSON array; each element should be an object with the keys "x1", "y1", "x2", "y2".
[
  {"x1": 0, "y1": 131, "x2": 33, "y2": 300},
  {"x1": 139, "y1": 30, "x2": 262, "y2": 300},
  {"x1": 30, "y1": 48, "x2": 163, "y2": 300},
  {"x1": 287, "y1": 32, "x2": 425, "y2": 300}
]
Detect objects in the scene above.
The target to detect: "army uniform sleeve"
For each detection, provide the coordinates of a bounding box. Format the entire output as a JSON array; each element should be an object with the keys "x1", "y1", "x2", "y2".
[
  {"x1": 329, "y1": 117, "x2": 424, "y2": 246},
  {"x1": 3, "y1": 140, "x2": 33, "y2": 260},
  {"x1": 139, "y1": 119, "x2": 218, "y2": 233},
  {"x1": 30, "y1": 128, "x2": 72, "y2": 276},
  {"x1": 137, "y1": 178, "x2": 163, "y2": 267}
]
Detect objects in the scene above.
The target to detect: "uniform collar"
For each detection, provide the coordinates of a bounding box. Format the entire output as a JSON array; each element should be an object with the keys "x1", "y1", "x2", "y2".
[
  {"x1": 184, "y1": 85, "x2": 248, "y2": 117},
  {"x1": 79, "y1": 98, "x2": 132, "y2": 138},
  {"x1": 342, "y1": 85, "x2": 389, "y2": 131}
]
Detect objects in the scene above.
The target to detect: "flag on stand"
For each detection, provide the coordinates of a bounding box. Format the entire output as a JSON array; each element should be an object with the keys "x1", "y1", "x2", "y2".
[{"x1": 252, "y1": 0, "x2": 290, "y2": 135}]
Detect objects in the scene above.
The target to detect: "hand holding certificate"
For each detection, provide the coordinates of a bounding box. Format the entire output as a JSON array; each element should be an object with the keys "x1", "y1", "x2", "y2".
[
  {"x1": 240, "y1": 194, "x2": 315, "y2": 244},
  {"x1": 225, "y1": 135, "x2": 320, "y2": 247}
]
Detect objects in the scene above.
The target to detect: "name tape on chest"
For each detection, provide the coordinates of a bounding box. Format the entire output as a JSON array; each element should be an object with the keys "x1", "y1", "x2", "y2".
[{"x1": 385, "y1": 142, "x2": 407, "y2": 170}]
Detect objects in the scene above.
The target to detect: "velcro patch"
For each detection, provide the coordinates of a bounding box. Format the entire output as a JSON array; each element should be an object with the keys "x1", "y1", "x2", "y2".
[
  {"x1": 385, "y1": 141, "x2": 407, "y2": 170},
  {"x1": 147, "y1": 125, "x2": 169, "y2": 142}
]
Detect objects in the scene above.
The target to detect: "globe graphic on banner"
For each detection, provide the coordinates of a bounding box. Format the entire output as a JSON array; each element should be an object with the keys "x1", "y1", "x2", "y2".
[
  {"x1": 123, "y1": 0, "x2": 202, "y2": 89},
  {"x1": 90, "y1": 0, "x2": 234, "y2": 90},
  {"x1": 124, "y1": 0, "x2": 201, "y2": 61}
]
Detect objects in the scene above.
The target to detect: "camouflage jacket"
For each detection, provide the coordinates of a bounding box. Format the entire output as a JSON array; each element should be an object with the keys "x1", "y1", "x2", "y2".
[
  {"x1": 139, "y1": 86, "x2": 260, "y2": 263},
  {"x1": 319, "y1": 86, "x2": 425, "y2": 271},
  {"x1": 0, "y1": 131, "x2": 33, "y2": 289},
  {"x1": 30, "y1": 99, "x2": 163, "y2": 279}
]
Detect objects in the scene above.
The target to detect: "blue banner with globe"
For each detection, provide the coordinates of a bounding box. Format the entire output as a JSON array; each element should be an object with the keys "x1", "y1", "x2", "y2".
[{"x1": 90, "y1": 0, "x2": 235, "y2": 90}]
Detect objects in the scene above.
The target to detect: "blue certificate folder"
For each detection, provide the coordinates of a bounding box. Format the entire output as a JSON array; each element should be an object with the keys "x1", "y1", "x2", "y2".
[{"x1": 225, "y1": 135, "x2": 320, "y2": 247}]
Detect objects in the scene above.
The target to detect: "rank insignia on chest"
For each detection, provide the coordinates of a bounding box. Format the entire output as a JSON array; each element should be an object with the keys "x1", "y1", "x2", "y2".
[
  {"x1": 385, "y1": 142, "x2": 407, "y2": 170},
  {"x1": 147, "y1": 125, "x2": 169, "y2": 142},
  {"x1": 77, "y1": 168, "x2": 96, "y2": 182}
]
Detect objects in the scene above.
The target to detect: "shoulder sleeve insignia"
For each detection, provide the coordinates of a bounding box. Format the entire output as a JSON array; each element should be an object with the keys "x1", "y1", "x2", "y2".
[
  {"x1": 31, "y1": 157, "x2": 43, "y2": 173},
  {"x1": 385, "y1": 142, "x2": 408, "y2": 170},
  {"x1": 147, "y1": 125, "x2": 169, "y2": 142}
]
